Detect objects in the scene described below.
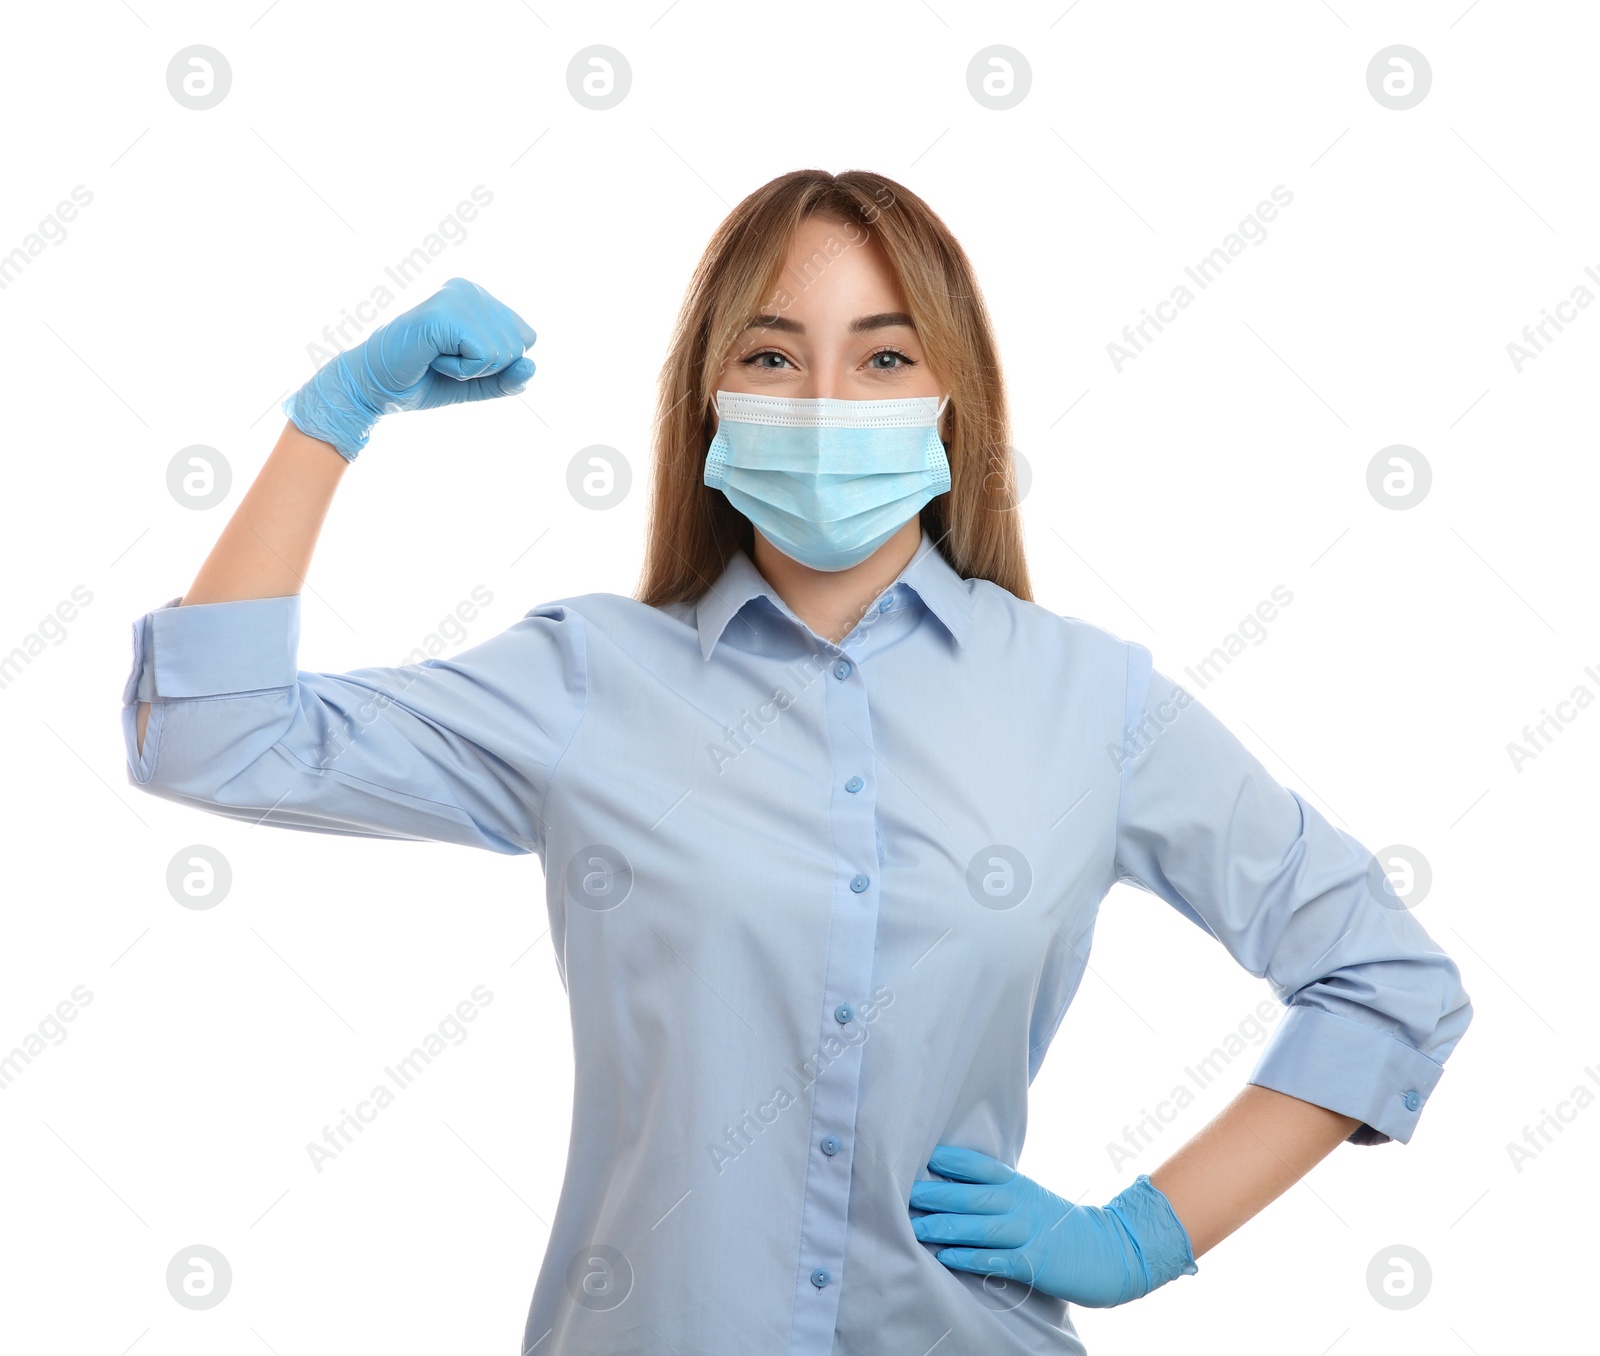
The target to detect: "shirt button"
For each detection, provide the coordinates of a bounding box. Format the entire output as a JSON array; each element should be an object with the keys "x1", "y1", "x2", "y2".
[
  {"x1": 878, "y1": 597, "x2": 892, "y2": 614},
  {"x1": 849, "y1": 874, "x2": 870, "y2": 893},
  {"x1": 1402, "y1": 1089, "x2": 1422, "y2": 1111},
  {"x1": 821, "y1": 1135, "x2": 841, "y2": 1156},
  {"x1": 845, "y1": 776, "x2": 864, "y2": 793},
  {"x1": 833, "y1": 659, "x2": 852, "y2": 680},
  {"x1": 834, "y1": 1002, "x2": 855, "y2": 1024},
  {"x1": 811, "y1": 1267, "x2": 832, "y2": 1288}
]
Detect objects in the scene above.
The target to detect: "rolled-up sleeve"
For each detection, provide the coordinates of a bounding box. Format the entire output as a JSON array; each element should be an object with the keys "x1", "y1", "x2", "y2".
[
  {"x1": 121, "y1": 592, "x2": 587, "y2": 856},
  {"x1": 1113, "y1": 641, "x2": 1473, "y2": 1145}
]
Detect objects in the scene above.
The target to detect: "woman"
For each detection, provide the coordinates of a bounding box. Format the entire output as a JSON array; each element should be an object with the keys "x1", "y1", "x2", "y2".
[{"x1": 122, "y1": 169, "x2": 1473, "y2": 1355}]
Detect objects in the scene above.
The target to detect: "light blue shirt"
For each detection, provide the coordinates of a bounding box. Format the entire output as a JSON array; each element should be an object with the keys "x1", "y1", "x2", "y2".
[{"x1": 121, "y1": 529, "x2": 1472, "y2": 1356}]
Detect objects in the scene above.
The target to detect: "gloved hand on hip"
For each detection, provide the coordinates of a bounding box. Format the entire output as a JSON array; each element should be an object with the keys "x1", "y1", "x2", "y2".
[
  {"x1": 283, "y1": 276, "x2": 537, "y2": 461},
  {"x1": 910, "y1": 1144, "x2": 1198, "y2": 1307}
]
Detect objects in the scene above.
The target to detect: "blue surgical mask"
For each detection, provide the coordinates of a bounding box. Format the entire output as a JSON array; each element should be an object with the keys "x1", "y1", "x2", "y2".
[{"x1": 703, "y1": 389, "x2": 952, "y2": 572}]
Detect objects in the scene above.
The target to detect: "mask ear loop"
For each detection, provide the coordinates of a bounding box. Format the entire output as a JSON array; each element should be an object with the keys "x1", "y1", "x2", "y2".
[{"x1": 934, "y1": 392, "x2": 951, "y2": 421}]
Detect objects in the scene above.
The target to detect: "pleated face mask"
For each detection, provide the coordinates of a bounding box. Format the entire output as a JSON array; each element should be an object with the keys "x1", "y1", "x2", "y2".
[{"x1": 703, "y1": 389, "x2": 952, "y2": 572}]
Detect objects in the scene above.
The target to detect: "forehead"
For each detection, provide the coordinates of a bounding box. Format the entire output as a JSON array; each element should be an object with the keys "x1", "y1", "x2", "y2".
[{"x1": 763, "y1": 215, "x2": 907, "y2": 320}]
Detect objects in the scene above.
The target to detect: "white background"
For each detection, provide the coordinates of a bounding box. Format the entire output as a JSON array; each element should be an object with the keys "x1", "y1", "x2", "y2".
[{"x1": 1, "y1": 1, "x2": 1592, "y2": 1352}]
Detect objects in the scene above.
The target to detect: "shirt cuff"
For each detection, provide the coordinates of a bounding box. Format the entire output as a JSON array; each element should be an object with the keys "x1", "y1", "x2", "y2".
[
  {"x1": 128, "y1": 593, "x2": 302, "y2": 701},
  {"x1": 1246, "y1": 1003, "x2": 1446, "y2": 1145}
]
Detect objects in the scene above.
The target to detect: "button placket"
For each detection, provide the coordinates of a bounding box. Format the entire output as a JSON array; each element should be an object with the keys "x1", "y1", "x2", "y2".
[{"x1": 786, "y1": 645, "x2": 880, "y2": 1354}]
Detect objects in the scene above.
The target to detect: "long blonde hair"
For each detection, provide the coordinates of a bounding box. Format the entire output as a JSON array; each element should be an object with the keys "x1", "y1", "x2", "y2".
[{"x1": 637, "y1": 168, "x2": 1031, "y2": 606}]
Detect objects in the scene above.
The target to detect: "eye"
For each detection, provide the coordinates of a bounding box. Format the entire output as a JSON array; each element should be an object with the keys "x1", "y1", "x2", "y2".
[
  {"x1": 866, "y1": 347, "x2": 917, "y2": 371},
  {"x1": 740, "y1": 348, "x2": 793, "y2": 370}
]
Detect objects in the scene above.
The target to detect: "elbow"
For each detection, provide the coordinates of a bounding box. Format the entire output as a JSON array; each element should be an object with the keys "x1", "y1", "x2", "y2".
[
  {"x1": 1415, "y1": 941, "x2": 1475, "y2": 1065},
  {"x1": 121, "y1": 689, "x2": 298, "y2": 810},
  {"x1": 1435, "y1": 984, "x2": 1474, "y2": 1065},
  {"x1": 123, "y1": 695, "x2": 162, "y2": 787}
]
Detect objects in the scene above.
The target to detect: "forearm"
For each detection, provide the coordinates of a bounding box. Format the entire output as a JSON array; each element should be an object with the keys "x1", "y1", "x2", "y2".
[
  {"x1": 1148, "y1": 1083, "x2": 1362, "y2": 1258},
  {"x1": 183, "y1": 419, "x2": 346, "y2": 605},
  {"x1": 135, "y1": 420, "x2": 345, "y2": 753}
]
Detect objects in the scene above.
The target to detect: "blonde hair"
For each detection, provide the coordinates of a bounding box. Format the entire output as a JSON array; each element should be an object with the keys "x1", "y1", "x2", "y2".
[{"x1": 637, "y1": 168, "x2": 1031, "y2": 606}]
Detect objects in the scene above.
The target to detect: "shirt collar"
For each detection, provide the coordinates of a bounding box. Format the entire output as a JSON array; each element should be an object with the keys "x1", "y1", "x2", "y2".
[{"x1": 695, "y1": 529, "x2": 975, "y2": 660}]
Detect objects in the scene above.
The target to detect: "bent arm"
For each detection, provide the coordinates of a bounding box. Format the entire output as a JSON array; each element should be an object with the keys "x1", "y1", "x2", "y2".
[
  {"x1": 136, "y1": 421, "x2": 345, "y2": 754},
  {"x1": 1114, "y1": 645, "x2": 1473, "y2": 1147},
  {"x1": 1107, "y1": 642, "x2": 1474, "y2": 1252},
  {"x1": 1149, "y1": 1084, "x2": 1360, "y2": 1258}
]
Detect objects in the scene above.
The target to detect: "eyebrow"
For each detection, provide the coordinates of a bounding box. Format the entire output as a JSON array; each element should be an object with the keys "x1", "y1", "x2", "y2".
[{"x1": 743, "y1": 311, "x2": 917, "y2": 335}]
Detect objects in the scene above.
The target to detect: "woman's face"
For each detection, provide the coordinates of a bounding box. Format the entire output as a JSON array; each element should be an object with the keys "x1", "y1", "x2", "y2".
[{"x1": 713, "y1": 214, "x2": 943, "y2": 408}]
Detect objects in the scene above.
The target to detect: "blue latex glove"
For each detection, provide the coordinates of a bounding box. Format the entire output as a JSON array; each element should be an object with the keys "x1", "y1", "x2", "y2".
[
  {"x1": 909, "y1": 1144, "x2": 1198, "y2": 1307},
  {"x1": 282, "y1": 276, "x2": 536, "y2": 460}
]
